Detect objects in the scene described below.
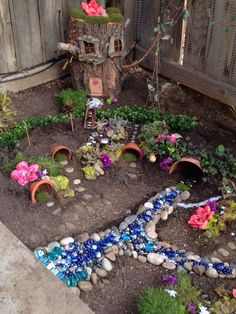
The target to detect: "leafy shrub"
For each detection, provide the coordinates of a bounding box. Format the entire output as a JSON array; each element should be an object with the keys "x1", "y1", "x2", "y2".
[
  {"x1": 175, "y1": 272, "x2": 201, "y2": 306},
  {"x1": 138, "y1": 287, "x2": 187, "y2": 314},
  {"x1": 57, "y1": 89, "x2": 87, "y2": 114},
  {"x1": 0, "y1": 92, "x2": 16, "y2": 131},
  {"x1": 210, "y1": 286, "x2": 236, "y2": 314}
]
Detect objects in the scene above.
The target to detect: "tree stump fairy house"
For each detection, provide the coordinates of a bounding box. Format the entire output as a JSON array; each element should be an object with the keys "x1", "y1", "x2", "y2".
[{"x1": 58, "y1": 1, "x2": 125, "y2": 97}]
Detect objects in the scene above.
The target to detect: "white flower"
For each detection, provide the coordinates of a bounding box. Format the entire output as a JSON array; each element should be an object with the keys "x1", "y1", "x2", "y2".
[
  {"x1": 199, "y1": 306, "x2": 211, "y2": 314},
  {"x1": 164, "y1": 289, "x2": 177, "y2": 297}
]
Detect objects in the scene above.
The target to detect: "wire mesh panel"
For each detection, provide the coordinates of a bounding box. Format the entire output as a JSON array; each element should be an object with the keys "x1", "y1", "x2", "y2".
[{"x1": 133, "y1": 0, "x2": 236, "y2": 106}]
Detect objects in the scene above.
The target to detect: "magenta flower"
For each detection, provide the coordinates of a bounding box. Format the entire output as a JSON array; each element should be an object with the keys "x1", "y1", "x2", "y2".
[
  {"x1": 188, "y1": 303, "x2": 197, "y2": 313},
  {"x1": 11, "y1": 161, "x2": 39, "y2": 186},
  {"x1": 101, "y1": 154, "x2": 112, "y2": 168},
  {"x1": 162, "y1": 274, "x2": 178, "y2": 285},
  {"x1": 159, "y1": 157, "x2": 173, "y2": 171},
  {"x1": 207, "y1": 200, "x2": 217, "y2": 212}
]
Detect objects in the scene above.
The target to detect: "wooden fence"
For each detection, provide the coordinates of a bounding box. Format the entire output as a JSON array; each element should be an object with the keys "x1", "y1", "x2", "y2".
[{"x1": 134, "y1": 0, "x2": 236, "y2": 107}]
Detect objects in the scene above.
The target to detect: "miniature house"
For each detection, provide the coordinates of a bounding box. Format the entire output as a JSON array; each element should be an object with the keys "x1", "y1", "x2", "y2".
[{"x1": 58, "y1": 7, "x2": 124, "y2": 97}]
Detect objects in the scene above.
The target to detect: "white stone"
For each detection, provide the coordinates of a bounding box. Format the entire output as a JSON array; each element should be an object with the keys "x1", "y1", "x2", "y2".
[
  {"x1": 46, "y1": 202, "x2": 54, "y2": 208},
  {"x1": 73, "y1": 179, "x2": 81, "y2": 185},
  {"x1": 101, "y1": 258, "x2": 113, "y2": 272},
  {"x1": 77, "y1": 187, "x2": 86, "y2": 192},
  {"x1": 60, "y1": 237, "x2": 74, "y2": 246},
  {"x1": 78, "y1": 281, "x2": 93, "y2": 292},
  {"x1": 90, "y1": 233, "x2": 100, "y2": 242},
  {"x1": 60, "y1": 160, "x2": 68, "y2": 166},
  {"x1": 129, "y1": 162, "x2": 137, "y2": 168},
  {"x1": 86, "y1": 267, "x2": 92, "y2": 279},
  {"x1": 206, "y1": 268, "x2": 218, "y2": 279},
  {"x1": 144, "y1": 202, "x2": 154, "y2": 209},
  {"x1": 160, "y1": 210, "x2": 168, "y2": 220},
  {"x1": 91, "y1": 273, "x2": 98, "y2": 285},
  {"x1": 162, "y1": 261, "x2": 176, "y2": 270},
  {"x1": 145, "y1": 222, "x2": 157, "y2": 239},
  {"x1": 132, "y1": 251, "x2": 138, "y2": 259},
  {"x1": 147, "y1": 253, "x2": 165, "y2": 266},
  {"x1": 65, "y1": 167, "x2": 74, "y2": 174},
  {"x1": 95, "y1": 268, "x2": 107, "y2": 278}
]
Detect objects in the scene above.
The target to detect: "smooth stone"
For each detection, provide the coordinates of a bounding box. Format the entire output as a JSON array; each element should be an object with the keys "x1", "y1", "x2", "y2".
[
  {"x1": 86, "y1": 267, "x2": 92, "y2": 279},
  {"x1": 119, "y1": 221, "x2": 128, "y2": 230},
  {"x1": 60, "y1": 237, "x2": 74, "y2": 246},
  {"x1": 180, "y1": 191, "x2": 190, "y2": 201},
  {"x1": 162, "y1": 261, "x2": 176, "y2": 270},
  {"x1": 160, "y1": 211, "x2": 168, "y2": 220},
  {"x1": 82, "y1": 194, "x2": 93, "y2": 201},
  {"x1": 98, "y1": 231, "x2": 105, "y2": 238},
  {"x1": 78, "y1": 281, "x2": 93, "y2": 292},
  {"x1": 144, "y1": 202, "x2": 154, "y2": 209},
  {"x1": 52, "y1": 208, "x2": 62, "y2": 215},
  {"x1": 112, "y1": 245, "x2": 119, "y2": 255},
  {"x1": 76, "y1": 232, "x2": 89, "y2": 243},
  {"x1": 224, "y1": 262, "x2": 229, "y2": 267},
  {"x1": 165, "y1": 188, "x2": 171, "y2": 193},
  {"x1": 46, "y1": 201, "x2": 54, "y2": 208},
  {"x1": 70, "y1": 287, "x2": 81, "y2": 296},
  {"x1": 193, "y1": 265, "x2": 206, "y2": 276},
  {"x1": 228, "y1": 242, "x2": 236, "y2": 250},
  {"x1": 206, "y1": 268, "x2": 219, "y2": 279},
  {"x1": 165, "y1": 206, "x2": 174, "y2": 215},
  {"x1": 171, "y1": 245, "x2": 178, "y2": 252},
  {"x1": 147, "y1": 253, "x2": 165, "y2": 266},
  {"x1": 111, "y1": 226, "x2": 119, "y2": 233},
  {"x1": 129, "y1": 162, "x2": 137, "y2": 168},
  {"x1": 210, "y1": 257, "x2": 222, "y2": 263},
  {"x1": 60, "y1": 160, "x2": 68, "y2": 166},
  {"x1": 124, "y1": 249, "x2": 132, "y2": 257},
  {"x1": 47, "y1": 241, "x2": 60, "y2": 252},
  {"x1": 77, "y1": 187, "x2": 86, "y2": 192},
  {"x1": 178, "y1": 266, "x2": 187, "y2": 273},
  {"x1": 218, "y1": 248, "x2": 230, "y2": 257},
  {"x1": 138, "y1": 255, "x2": 147, "y2": 264},
  {"x1": 175, "y1": 196, "x2": 182, "y2": 203},
  {"x1": 145, "y1": 222, "x2": 157, "y2": 239},
  {"x1": 119, "y1": 249, "x2": 124, "y2": 256},
  {"x1": 95, "y1": 268, "x2": 107, "y2": 278},
  {"x1": 65, "y1": 167, "x2": 74, "y2": 174},
  {"x1": 91, "y1": 233, "x2": 100, "y2": 242},
  {"x1": 153, "y1": 214, "x2": 161, "y2": 224},
  {"x1": 186, "y1": 255, "x2": 201, "y2": 261},
  {"x1": 219, "y1": 274, "x2": 226, "y2": 279},
  {"x1": 101, "y1": 258, "x2": 113, "y2": 272},
  {"x1": 124, "y1": 215, "x2": 137, "y2": 225},
  {"x1": 132, "y1": 251, "x2": 138, "y2": 259},
  {"x1": 202, "y1": 257, "x2": 210, "y2": 264},
  {"x1": 91, "y1": 273, "x2": 98, "y2": 285},
  {"x1": 136, "y1": 205, "x2": 145, "y2": 215},
  {"x1": 73, "y1": 179, "x2": 81, "y2": 185},
  {"x1": 106, "y1": 252, "x2": 116, "y2": 262},
  {"x1": 127, "y1": 243, "x2": 134, "y2": 251},
  {"x1": 184, "y1": 262, "x2": 193, "y2": 271},
  {"x1": 104, "y1": 229, "x2": 111, "y2": 236},
  {"x1": 159, "y1": 241, "x2": 171, "y2": 248},
  {"x1": 104, "y1": 247, "x2": 113, "y2": 254},
  {"x1": 126, "y1": 172, "x2": 138, "y2": 180},
  {"x1": 230, "y1": 263, "x2": 236, "y2": 270}
]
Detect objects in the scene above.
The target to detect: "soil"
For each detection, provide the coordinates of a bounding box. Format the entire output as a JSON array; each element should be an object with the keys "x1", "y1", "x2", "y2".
[{"x1": 0, "y1": 71, "x2": 236, "y2": 314}]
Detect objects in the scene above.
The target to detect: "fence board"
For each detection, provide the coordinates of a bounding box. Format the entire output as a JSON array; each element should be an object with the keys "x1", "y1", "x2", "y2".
[
  {"x1": 8, "y1": 0, "x2": 43, "y2": 70},
  {"x1": 0, "y1": 0, "x2": 17, "y2": 73}
]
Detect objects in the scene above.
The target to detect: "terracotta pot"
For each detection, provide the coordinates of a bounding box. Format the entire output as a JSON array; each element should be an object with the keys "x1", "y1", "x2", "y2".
[
  {"x1": 169, "y1": 157, "x2": 203, "y2": 175},
  {"x1": 51, "y1": 146, "x2": 72, "y2": 160},
  {"x1": 30, "y1": 179, "x2": 54, "y2": 204},
  {"x1": 121, "y1": 143, "x2": 144, "y2": 160}
]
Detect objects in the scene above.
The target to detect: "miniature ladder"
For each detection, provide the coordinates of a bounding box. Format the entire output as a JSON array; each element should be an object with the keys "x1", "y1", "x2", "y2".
[{"x1": 84, "y1": 107, "x2": 97, "y2": 129}]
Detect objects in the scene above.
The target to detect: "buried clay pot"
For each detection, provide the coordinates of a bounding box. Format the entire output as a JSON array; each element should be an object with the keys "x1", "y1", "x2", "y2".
[
  {"x1": 169, "y1": 157, "x2": 203, "y2": 176},
  {"x1": 51, "y1": 146, "x2": 72, "y2": 161},
  {"x1": 30, "y1": 179, "x2": 54, "y2": 204},
  {"x1": 121, "y1": 143, "x2": 144, "y2": 160}
]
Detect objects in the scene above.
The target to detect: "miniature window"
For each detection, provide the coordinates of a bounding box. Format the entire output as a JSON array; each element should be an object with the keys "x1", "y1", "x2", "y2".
[
  {"x1": 114, "y1": 39, "x2": 122, "y2": 52},
  {"x1": 84, "y1": 41, "x2": 96, "y2": 54}
]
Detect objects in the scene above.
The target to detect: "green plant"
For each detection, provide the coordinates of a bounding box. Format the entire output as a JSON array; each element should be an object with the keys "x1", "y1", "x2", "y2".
[
  {"x1": 0, "y1": 92, "x2": 16, "y2": 131},
  {"x1": 82, "y1": 165, "x2": 96, "y2": 180},
  {"x1": 57, "y1": 89, "x2": 87, "y2": 114},
  {"x1": 122, "y1": 152, "x2": 137, "y2": 162},
  {"x1": 210, "y1": 286, "x2": 236, "y2": 314},
  {"x1": 54, "y1": 153, "x2": 68, "y2": 162},
  {"x1": 36, "y1": 191, "x2": 50, "y2": 202},
  {"x1": 137, "y1": 287, "x2": 187, "y2": 314},
  {"x1": 176, "y1": 183, "x2": 191, "y2": 191},
  {"x1": 51, "y1": 175, "x2": 75, "y2": 198},
  {"x1": 175, "y1": 272, "x2": 201, "y2": 306}
]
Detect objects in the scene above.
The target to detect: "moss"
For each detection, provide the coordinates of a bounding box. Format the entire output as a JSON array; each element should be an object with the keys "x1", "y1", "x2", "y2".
[
  {"x1": 106, "y1": 7, "x2": 121, "y2": 15},
  {"x1": 109, "y1": 13, "x2": 124, "y2": 23},
  {"x1": 57, "y1": 89, "x2": 87, "y2": 114},
  {"x1": 70, "y1": 8, "x2": 86, "y2": 20},
  {"x1": 36, "y1": 191, "x2": 50, "y2": 202},
  {"x1": 54, "y1": 153, "x2": 68, "y2": 162},
  {"x1": 85, "y1": 15, "x2": 110, "y2": 24},
  {"x1": 122, "y1": 152, "x2": 137, "y2": 162}
]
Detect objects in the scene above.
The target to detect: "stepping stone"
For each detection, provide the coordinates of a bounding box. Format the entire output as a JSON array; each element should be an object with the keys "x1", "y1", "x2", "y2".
[
  {"x1": 129, "y1": 162, "x2": 137, "y2": 168},
  {"x1": 65, "y1": 167, "x2": 74, "y2": 174},
  {"x1": 52, "y1": 208, "x2": 62, "y2": 215},
  {"x1": 73, "y1": 179, "x2": 81, "y2": 185},
  {"x1": 60, "y1": 160, "x2": 68, "y2": 166},
  {"x1": 126, "y1": 172, "x2": 138, "y2": 180},
  {"x1": 46, "y1": 202, "x2": 54, "y2": 208},
  {"x1": 228, "y1": 242, "x2": 236, "y2": 250},
  {"x1": 82, "y1": 194, "x2": 93, "y2": 201},
  {"x1": 162, "y1": 261, "x2": 176, "y2": 270},
  {"x1": 77, "y1": 187, "x2": 86, "y2": 192},
  {"x1": 218, "y1": 248, "x2": 230, "y2": 257}
]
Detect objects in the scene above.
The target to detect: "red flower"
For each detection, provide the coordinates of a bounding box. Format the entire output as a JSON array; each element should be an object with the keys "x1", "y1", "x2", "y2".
[
  {"x1": 82, "y1": 0, "x2": 106, "y2": 16},
  {"x1": 233, "y1": 289, "x2": 236, "y2": 299},
  {"x1": 188, "y1": 205, "x2": 214, "y2": 230}
]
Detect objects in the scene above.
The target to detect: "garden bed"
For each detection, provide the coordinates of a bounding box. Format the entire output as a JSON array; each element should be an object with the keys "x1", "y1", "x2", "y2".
[{"x1": 0, "y1": 73, "x2": 236, "y2": 313}]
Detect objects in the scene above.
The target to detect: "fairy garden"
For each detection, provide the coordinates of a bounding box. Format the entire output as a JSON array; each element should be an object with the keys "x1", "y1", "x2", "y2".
[{"x1": 0, "y1": 1, "x2": 236, "y2": 314}]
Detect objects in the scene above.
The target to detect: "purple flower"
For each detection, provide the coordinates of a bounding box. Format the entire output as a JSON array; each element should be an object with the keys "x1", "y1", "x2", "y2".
[
  {"x1": 112, "y1": 96, "x2": 118, "y2": 103},
  {"x1": 162, "y1": 274, "x2": 178, "y2": 286},
  {"x1": 207, "y1": 200, "x2": 217, "y2": 212},
  {"x1": 188, "y1": 303, "x2": 197, "y2": 313},
  {"x1": 159, "y1": 157, "x2": 173, "y2": 171},
  {"x1": 37, "y1": 169, "x2": 48, "y2": 179},
  {"x1": 101, "y1": 154, "x2": 112, "y2": 168}
]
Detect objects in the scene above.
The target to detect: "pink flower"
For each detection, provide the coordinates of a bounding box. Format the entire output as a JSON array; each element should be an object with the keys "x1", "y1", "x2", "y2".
[
  {"x1": 156, "y1": 134, "x2": 168, "y2": 142},
  {"x1": 188, "y1": 205, "x2": 214, "y2": 230},
  {"x1": 168, "y1": 135, "x2": 177, "y2": 143},
  {"x1": 233, "y1": 289, "x2": 236, "y2": 299},
  {"x1": 11, "y1": 161, "x2": 39, "y2": 186},
  {"x1": 82, "y1": 0, "x2": 106, "y2": 16}
]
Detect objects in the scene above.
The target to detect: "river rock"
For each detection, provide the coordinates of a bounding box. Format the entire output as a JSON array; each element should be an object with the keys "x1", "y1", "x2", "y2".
[
  {"x1": 145, "y1": 222, "x2": 157, "y2": 239},
  {"x1": 132, "y1": 251, "x2": 138, "y2": 259},
  {"x1": 129, "y1": 162, "x2": 137, "y2": 168},
  {"x1": 91, "y1": 273, "x2": 98, "y2": 285},
  {"x1": 65, "y1": 167, "x2": 74, "y2": 174},
  {"x1": 160, "y1": 210, "x2": 168, "y2": 220},
  {"x1": 73, "y1": 179, "x2": 81, "y2": 185},
  {"x1": 70, "y1": 287, "x2": 81, "y2": 296},
  {"x1": 101, "y1": 258, "x2": 113, "y2": 272},
  {"x1": 82, "y1": 194, "x2": 93, "y2": 201},
  {"x1": 124, "y1": 249, "x2": 132, "y2": 257},
  {"x1": 78, "y1": 281, "x2": 93, "y2": 292},
  {"x1": 46, "y1": 201, "x2": 54, "y2": 208},
  {"x1": 95, "y1": 268, "x2": 107, "y2": 278},
  {"x1": 76, "y1": 232, "x2": 90, "y2": 243},
  {"x1": 60, "y1": 237, "x2": 74, "y2": 246},
  {"x1": 180, "y1": 191, "x2": 190, "y2": 201},
  {"x1": 162, "y1": 261, "x2": 176, "y2": 270},
  {"x1": 106, "y1": 252, "x2": 116, "y2": 262},
  {"x1": 228, "y1": 242, "x2": 236, "y2": 250},
  {"x1": 119, "y1": 249, "x2": 124, "y2": 256},
  {"x1": 218, "y1": 248, "x2": 230, "y2": 257},
  {"x1": 138, "y1": 255, "x2": 147, "y2": 264},
  {"x1": 124, "y1": 215, "x2": 137, "y2": 225},
  {"x1": 127, "y1": 243, "x2": 134, "y2": 250},
  {"x1": 206, "y1": 268, "x2": 219, "y2": 279},
  {"x1": 60, "y1": 160, "x2": 68, "y2": 166},
  {"x1": 119, "y1": 221, "x2": 128, "y2": 230},
  {"x1": 184, "y1": 262, "x2": 193, "y2": 271},
  {"x1": 165, "y1": 206, "x2": 174, "y2": 214},
  {"x1": 147, "y1": 253, "x2": 165, "y2": 265},
  {"x1": 144, "y1": 202, "x2": 154, "y2": 209},
  {"x1": 90, "y1": 233, "x2": 100, "y2": 242},
  {"x1": 153, "y1": 214, "x2": 161, "y2": 224},
  {"x1": 193, "y1": 265, "x2": 206, "y2": 276},
  {"x1": 210, "y1": 257, "x2": 222, "y2": 263},
  {"x1": 47, "y1": 241, "x2": 61, "y2": 252},
  {"x1": 77, "y1": 187, "x2": 86, "y2": 192}
]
